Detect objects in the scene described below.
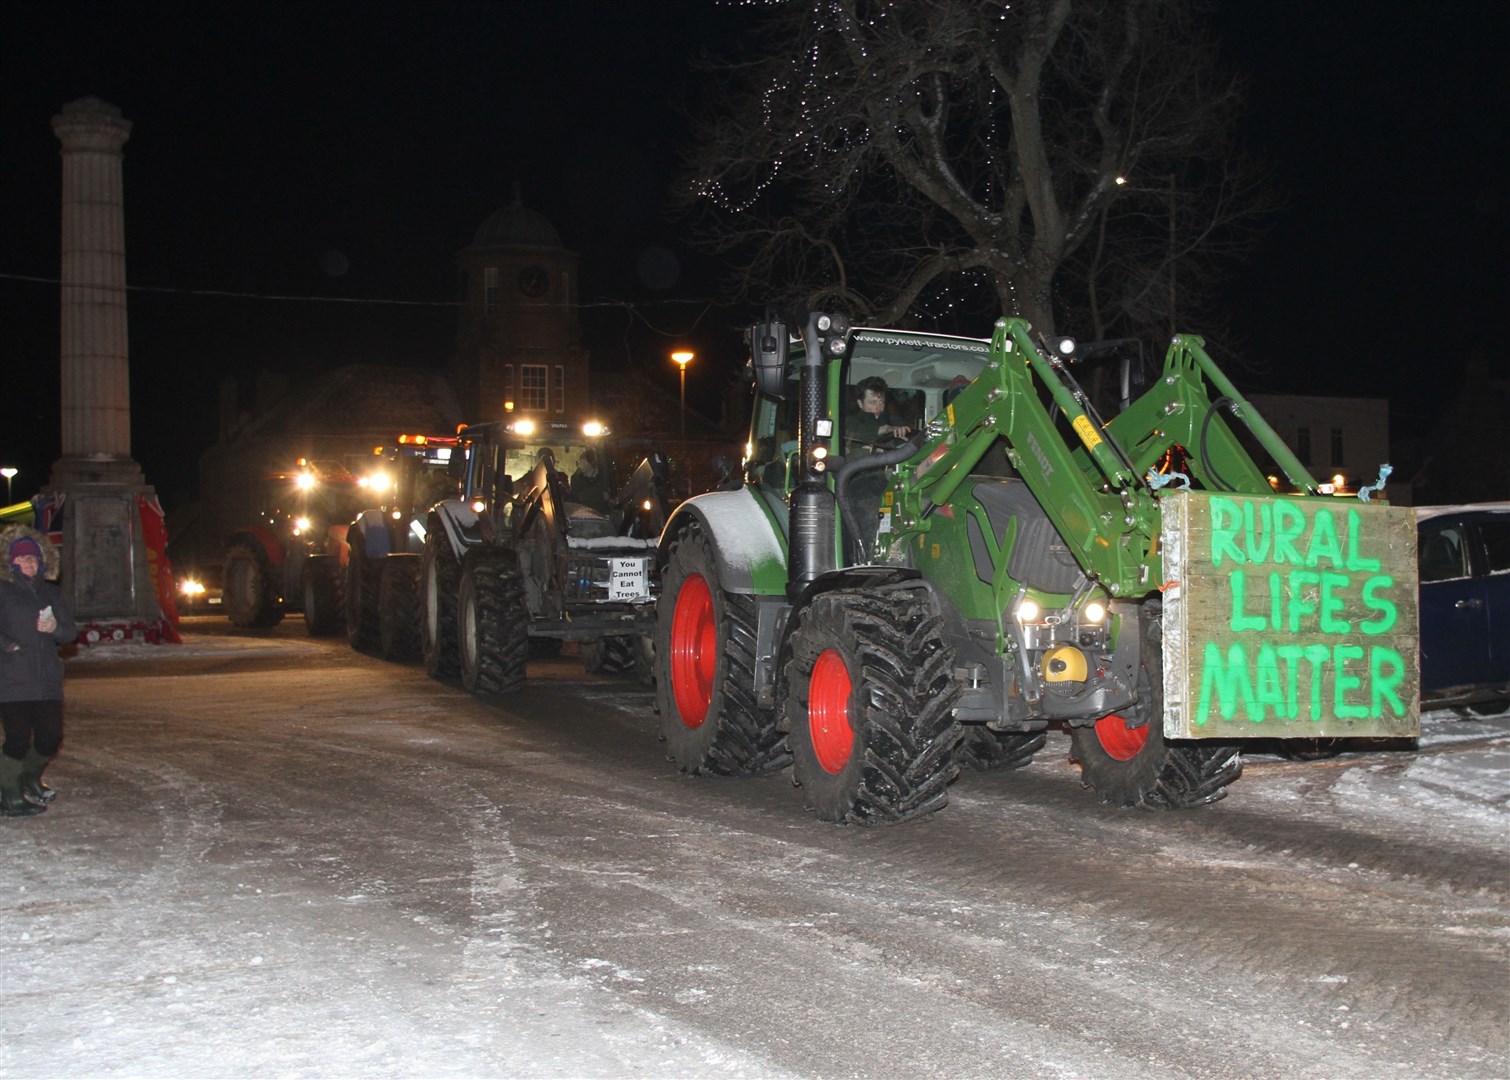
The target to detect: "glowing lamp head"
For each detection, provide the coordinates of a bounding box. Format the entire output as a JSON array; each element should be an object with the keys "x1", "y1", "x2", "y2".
[
  {"x1": 511, "y1": 419, "x2": 536, "y2": 437},
  {"x1": 581, "y1": 420, "x2": 607, "y2": 438},
  {"x1": 294, "y1": 472, "x2": 316, "y2": 491},
  {"x1": 1016, "y1": 598, "x2": 1041, "y2": 623}
]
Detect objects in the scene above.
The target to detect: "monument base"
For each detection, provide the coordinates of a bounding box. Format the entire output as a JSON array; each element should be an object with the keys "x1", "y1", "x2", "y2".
[{"x1": 43, "y1": 456, "x2": 180, "y2": 644}]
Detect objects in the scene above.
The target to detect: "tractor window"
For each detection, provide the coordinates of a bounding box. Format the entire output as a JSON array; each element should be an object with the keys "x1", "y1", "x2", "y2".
[{"x1": 748, "y1": 382, "x2": 802, "y2": 491}]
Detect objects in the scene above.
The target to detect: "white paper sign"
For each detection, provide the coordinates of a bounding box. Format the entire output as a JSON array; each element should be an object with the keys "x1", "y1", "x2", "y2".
[{"x1": 608, "y1": 557, "x2": 651, "y2": 600}]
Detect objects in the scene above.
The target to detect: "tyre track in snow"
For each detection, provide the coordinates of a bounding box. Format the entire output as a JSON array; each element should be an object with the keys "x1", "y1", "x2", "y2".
[{"x1": 18, "y1": 625, "x2": 1505, "y2": 1079}]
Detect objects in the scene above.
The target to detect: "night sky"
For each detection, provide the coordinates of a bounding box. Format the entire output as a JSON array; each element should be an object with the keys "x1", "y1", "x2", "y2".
[{"x1": 2, "y1": 0, "x2": 1505, "y2": 510}]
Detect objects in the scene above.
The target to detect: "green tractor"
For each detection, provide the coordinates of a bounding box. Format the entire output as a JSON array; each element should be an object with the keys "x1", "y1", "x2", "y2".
[{"x1": 653, "y1": 314, "x2": 1419, "y2": 824}]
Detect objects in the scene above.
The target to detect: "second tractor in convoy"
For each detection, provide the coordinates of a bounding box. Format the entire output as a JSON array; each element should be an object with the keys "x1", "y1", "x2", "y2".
[{"x1": 421, "y1": 417, "x2": 673, "y2": 692}]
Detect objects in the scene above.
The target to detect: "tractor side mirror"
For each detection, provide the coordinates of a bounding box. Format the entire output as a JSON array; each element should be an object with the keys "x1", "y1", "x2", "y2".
[{"x1": 747, "y1": 319, "x2": 789, "y2": 400}]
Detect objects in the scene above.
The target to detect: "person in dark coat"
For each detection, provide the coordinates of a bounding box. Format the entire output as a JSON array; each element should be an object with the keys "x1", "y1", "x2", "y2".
[
  {"x1": 0, "y1": 524, "x2": 76, "y2": 817},
  {"x1": 570, "y1": 449, "x2": 611, "y2": 513}
]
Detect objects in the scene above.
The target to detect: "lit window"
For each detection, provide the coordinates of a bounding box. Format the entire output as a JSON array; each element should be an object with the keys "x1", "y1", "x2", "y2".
[{"x1": 520, "y1": 365, "x2": 547, "y2": 410}]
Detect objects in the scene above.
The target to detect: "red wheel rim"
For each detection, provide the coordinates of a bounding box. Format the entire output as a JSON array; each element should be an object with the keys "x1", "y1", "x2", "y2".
[
  {"x1": 669, "y1": 573, "x2": 716, "y2": 729},
  {"x1": 1093, "y1": 713, "x2": 1149, "y2": 761},
  {"x1": 808, "y1": 648, "x2": 854, "y2": 774}
]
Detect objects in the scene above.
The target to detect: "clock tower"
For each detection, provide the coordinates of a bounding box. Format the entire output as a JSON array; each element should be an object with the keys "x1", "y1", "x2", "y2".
[{"x1": 451, "y1": 191, "x2": 589, "y2": 423}]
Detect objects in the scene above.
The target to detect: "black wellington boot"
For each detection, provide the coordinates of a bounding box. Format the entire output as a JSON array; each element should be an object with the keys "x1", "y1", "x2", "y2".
[
  {"x1": 0, "y1": 755, "x2": 46, "y2": 817},
  {"x1": 19, "y1": 748, "x2": 55, "y2": 804}
]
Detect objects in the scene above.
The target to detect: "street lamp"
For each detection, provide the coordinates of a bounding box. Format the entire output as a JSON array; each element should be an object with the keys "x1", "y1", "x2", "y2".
[
  {"x1": 671, "y1": 350, "x2": 694, "y2": 441},
  {"x1": 0, "y1": 468, "x2": 15, "y2": 504}
]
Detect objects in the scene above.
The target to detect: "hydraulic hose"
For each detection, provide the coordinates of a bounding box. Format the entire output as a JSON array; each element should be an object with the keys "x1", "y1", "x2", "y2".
[{"x1": 833, "y1": 434, "x2": 925, "y2": 563}]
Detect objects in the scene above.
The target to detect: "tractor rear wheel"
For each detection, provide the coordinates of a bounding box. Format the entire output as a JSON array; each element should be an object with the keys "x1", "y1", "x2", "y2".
[
  {"x1": 458, "y1": 550, "x2": 529, "y2": 695},
  {"x1": 422, "y1": 533, "x2": 462, "y2": 679},
  {"x1": 1069, "y1": 602, "x2": 1243, "y2": 808},
  {"x1": 223, "y1": 543, "x2": 284, "y2": 629},
  {"x1": 301, "y1": 554, "x2": 344, "y2": 636},
  {"x1": 345, "y1": 545, "x2": 382, "y2": 653},
  {"x1": 655, "y1": 523, "x2": 786, "y2": 776},
  {"x1": 785, "y1": 586, "x2": 962, "y2": 824},
  {"x1": 378, "y1": 554, "x2": 422, "y2": 661}
]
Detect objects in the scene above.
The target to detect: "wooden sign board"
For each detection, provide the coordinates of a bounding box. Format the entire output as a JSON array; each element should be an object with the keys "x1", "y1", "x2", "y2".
[{"x1": 1161, "y1": 491, "x2": 1420, "y2": 740}]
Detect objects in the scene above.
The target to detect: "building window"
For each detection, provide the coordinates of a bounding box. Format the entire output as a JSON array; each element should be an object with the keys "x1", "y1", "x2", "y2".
[
  {"x1": 1331, "y1": 428, "x2": 1344, "y2": 466},
  {"x1": 553, "y1": 365, "x2": 565, "y2": 414},
  {"x1": 520, "y1": 365, "x2": 547, "y2": 411},
  {"x1": 1296, "y1": 426, "x2": 1311, "y2": 465},
  {"x1": 484, "y1": 267, "x2": 499, "y2": 314}
]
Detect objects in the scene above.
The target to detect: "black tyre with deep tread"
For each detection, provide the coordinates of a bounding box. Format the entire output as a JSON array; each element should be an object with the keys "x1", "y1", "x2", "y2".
[
  {"x1": 582, "y1": 635, "x2": 640, "y2": 676},
  {"x1": 1068, "y1": 602, "x2": 1243, "y2": 808},
  {"x1": 654, "y1": 523, "x2": 786, "y2": 776},
  {"x1": 223, "y1": 543, "x2": 284, "y2": 628},
  {"x1": 458, "y1": 550, "x2": 530, "y2": 695},
  {"x1": 302, "y1": 555, "x2": 344, "y2": 636},
  {"x1": 378, "y1": 554, "x2": 423, "y2": 661},
  {"x1": 785, "y1": 586, "x2": 963, "y2": 825},
  {"x1": 345, "y1": 544, "x2": 383, "y2": 653},
  {"x1": 422, "y1": 532, "x2": 462, "y2": 679},
  {"x1": 954, "y1": 727, "x2": 1047, "y2": 772}
]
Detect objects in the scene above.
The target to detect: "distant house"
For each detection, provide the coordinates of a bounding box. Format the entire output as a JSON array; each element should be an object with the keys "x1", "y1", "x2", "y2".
[{"x1": 1244, "y1": 393, "x2": 1402, "y2": 502}]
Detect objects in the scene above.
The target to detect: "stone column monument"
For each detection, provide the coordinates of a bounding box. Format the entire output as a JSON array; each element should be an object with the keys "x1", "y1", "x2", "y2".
[{"x1": 46, "y1": 96, "x2": 170, "y2": 638}]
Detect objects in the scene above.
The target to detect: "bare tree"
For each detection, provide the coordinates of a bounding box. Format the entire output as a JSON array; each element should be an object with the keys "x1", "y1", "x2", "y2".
[{"x1": 680, "y1": 0, "x2": 1273, "y2": 339}]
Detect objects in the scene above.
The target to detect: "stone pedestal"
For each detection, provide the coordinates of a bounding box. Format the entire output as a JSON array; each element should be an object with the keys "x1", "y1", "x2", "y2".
[{"x1": 46, "y1": 97, "x2": 168, "y2": 634}]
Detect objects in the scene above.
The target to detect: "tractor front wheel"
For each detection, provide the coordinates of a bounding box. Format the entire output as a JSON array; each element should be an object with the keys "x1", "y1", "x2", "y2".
[
  {"x1": 582, "y1": 635, "x2": 641, "y2": 676},
  {"x1": 458, "y1": 551, "x2": 529, "y2": 695},
  {"x1": 302, "y1": 554, "x2": 344, "y2": 636},
  {"x1": 1068, "y1": 603, "x2": 1243, "y2": 808},
  {"x1": 784, "y1": 586, "x2": 962, "y2": 824},
  {"x1": 345, "y1": 545, "x2": 383, "y2": 653},
  {"x1": 223, "y1": 543, "x2": 283, "y2": 629}
]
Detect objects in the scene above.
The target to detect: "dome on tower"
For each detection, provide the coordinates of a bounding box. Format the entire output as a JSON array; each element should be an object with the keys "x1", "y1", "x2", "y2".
[{"x1": 471, "y1": 187, "x2": 561, "y2": 249}]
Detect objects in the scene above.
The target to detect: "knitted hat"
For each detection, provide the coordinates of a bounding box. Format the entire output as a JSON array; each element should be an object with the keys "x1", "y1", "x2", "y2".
[{"x1": 8, "y1": 536, "x2": 42, "y2": 563}]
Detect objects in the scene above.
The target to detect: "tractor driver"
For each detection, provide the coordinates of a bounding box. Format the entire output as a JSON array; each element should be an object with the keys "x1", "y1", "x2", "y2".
[
  {"x1": 570, "y1": 449, "x2": 611, "y2": 513},
  {"x1": 846, "y1": 376, "x2": 912, "y2": 451}
]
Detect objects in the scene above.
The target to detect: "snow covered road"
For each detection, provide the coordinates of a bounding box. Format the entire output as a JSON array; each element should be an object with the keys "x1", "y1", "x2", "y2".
[{"x1": 2, "y1": 620, "x2": 1505, "y2": 1079}]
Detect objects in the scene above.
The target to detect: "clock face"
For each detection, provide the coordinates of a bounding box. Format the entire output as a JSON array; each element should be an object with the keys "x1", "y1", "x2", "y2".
[{"x1": 517, "y1": 265, "x2": 548, "y2": 298}]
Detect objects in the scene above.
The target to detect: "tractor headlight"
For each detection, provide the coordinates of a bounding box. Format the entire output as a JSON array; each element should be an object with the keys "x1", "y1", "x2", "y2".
[
  {"x1": 1083, "y1": 600, "x2": 1106, "y2": 624},
  {"x1": 1016, "y1": 598, "x2": 1040, "y2": 622}
]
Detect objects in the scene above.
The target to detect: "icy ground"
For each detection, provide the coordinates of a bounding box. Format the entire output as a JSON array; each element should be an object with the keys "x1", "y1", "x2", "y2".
[{"x1": 2, "y1": 628, "x2": 1506, "y2": 1079}]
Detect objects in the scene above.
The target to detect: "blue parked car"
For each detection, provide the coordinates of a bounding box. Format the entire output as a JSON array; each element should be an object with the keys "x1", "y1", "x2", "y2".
[{"x1": 1416, "y1": 503, "x2": 1510, "y2": 715}]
